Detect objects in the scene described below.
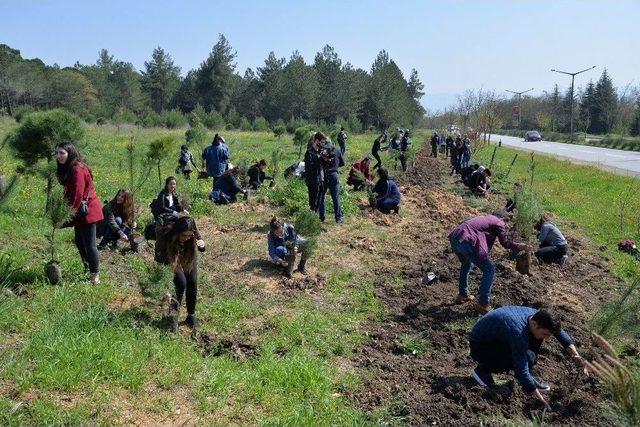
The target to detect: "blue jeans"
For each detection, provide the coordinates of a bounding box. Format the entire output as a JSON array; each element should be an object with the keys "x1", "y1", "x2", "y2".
[
  {"x1": 470, "y1": 339, "x2": 537, "y2": 373},
  {"x1": 102, "y1": 216, "x2": 132, "y2": 244},
  {"x1": 450, "y1": 237, "x2": 495, "y2": 304},
  {"x1": 319, "y1": 173, "x2": 343, "y2": 222}
]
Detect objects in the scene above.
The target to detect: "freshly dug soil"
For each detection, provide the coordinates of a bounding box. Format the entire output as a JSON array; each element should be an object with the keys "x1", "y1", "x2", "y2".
[{"x1": 349, "y1": 150, "x2": 623, "y2": 426}]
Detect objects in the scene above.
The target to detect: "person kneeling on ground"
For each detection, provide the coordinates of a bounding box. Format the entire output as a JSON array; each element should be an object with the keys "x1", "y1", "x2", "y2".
[
  {"x1": 210, "y1": 168, "x2": 249, "y2": 205},
  {"x1": 267, "y1": 216, "x2": 308, "y2": 278},
  {"x1": 247, "y1": 159, "x2": 273, "y2": 190},
  {"x1": 371, "y1": 168, "x2": 402, "y2": 214},
  {"x1": 461, "y1": 164, "x2": 480, "y2": 187},
  {"x1": 346, "y1": 157, "x2": 374, "y2": 190},
  {"x1": 469, "y1": 167, "x2": 491, "y2": 196},
  {"x1": 98, "y1": 189, "x2": 140, "y2": 252},
  {"x1": 449, "y1": 210, "x2": 529, "y2": 314},
  {"x1": 157, "y1": 216, "x2": 205, "y2": 331},
  {"x1": 151, "y1": 176, "x2": 188, "y2": 220},
  {"x1": 469, "y1": 306, "x2": 587, "y2": 409},
  {"x1": 534, "y1": 212, "x2": 569, "y2": 265}
]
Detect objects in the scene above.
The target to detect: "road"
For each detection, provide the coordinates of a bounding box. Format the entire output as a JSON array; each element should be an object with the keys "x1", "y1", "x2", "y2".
[{"x1": 488, "y1": 134, "x2": 640, "y2": 177}]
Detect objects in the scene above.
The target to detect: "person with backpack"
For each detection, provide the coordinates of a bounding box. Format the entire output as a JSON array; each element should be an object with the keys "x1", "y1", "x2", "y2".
[
  {"x1": 247, "y1": 159, "x2": 273, "y2": 190},
  {"x1": 157, "y1": 216, "x2": 205, "y2": 330},
  {"x1": 210, "y1": 167, "x2": 248, "y2": 205},
  {"x1": 371, "y1": 130, "x2": 388, "y2": 170},
  {"x1": 304, "y1": 132, "x2": 326, "y2": 212},
  {"x1": 55, "y1": 141, "x2": 104, "y2": 285},
  {"x1": 534, "y1": 213, "x2": 569, "y2": 265},
  {"x1": 318, "y1": 137, "x2": 345, "y2": 223},
  {"x1": 469, "y1": 306, "x2": 587, "y2": 410},
  {"x1": 371, "y1": 168, "x2": 402, "y2": 214},
  {"x1": 175, "y1": 145, "x2": 197, "y2": 180},
  {"x1": 337, "y1": 127, "x2": 348, "y2": 155},
  {"x1": 267, "y1": 216, "x2": 308, "y2": 277},
  {"x1": 347, "y1": 157, "x2": 374, "y2": 190},
  {"x1": 97, "y1": 189, "x2": 139, "y2": 252},
  {"x1": 430, "y1": 132, "x2": 439, "y2": 158},
  {"x1": 151, "y1": 176, "x2": 187, "y2": 220},
  {"x1": 461, "y1": 136, "x2": 473, "y2": 169},
  {"x1": 202, "y1": 134, "x2": 230, "y2": 189},
  {"x1": 449, "y1": 210, "x2": 530, "y2": 314}
]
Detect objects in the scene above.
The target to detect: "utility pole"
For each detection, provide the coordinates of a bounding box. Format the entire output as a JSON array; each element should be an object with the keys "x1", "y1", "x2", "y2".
[
  {"x1": 506, "y1": 88, "x2": 534, "y2": 130},
  {"x1": 551, "y1": 66, "x2": 596, "y2": 142}
]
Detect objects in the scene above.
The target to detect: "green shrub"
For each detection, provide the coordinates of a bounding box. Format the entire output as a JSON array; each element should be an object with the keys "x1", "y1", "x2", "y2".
[
  {"x1": 253, "y1": 117, "x2": 269, "y2": 132},
  {"x1": 513, "y1": 186, "x2": 541, "y2": 241},
  {"x1": 273, "y1": 124, "x2": 286, "y2": 139},
  {"x1": 240, "y1": 116, "x2": 252, "y2": 131},
  {"x1": 138, "y1": 110, "x2": 162, "y2": 128},
  {"x1": 270, "y1": 179, "x2": 308, "y2": 215},
  {"x1": 161, "y1": 109, "x2": 187, "y2": 129},
  {"x1": 294, "y1": 126, "x2": 313, "y2": 147},
  {"x1": 185, "y1": 125, "x2": 208, "y2": 148},
  {"x1": 203, "y1": 110, "x2": 225, "y2": 130},
  {"x1": 113, "y1": 107, "x2": 137, "y2": 124},
  {"x1": 146, "y1": 135, "x2": 177, "y2": 185},
  {"x1": 14, "y1": 105, "x2": 36, "y2": 123}
]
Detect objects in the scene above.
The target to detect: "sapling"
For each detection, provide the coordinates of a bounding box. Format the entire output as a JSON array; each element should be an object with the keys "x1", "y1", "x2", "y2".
[
  {"x1": 294, "y1": 209, "x2": 322, "y2": 259},
  {"x1": 146, "y1": 135, "x2": 176, "y2": 186},
  {"x1": 44, "y1": 186, "x2": 73, "y2": 284}
]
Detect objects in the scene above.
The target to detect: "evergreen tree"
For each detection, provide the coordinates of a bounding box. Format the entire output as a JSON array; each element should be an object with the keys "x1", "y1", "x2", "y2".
[
  {"x1": 141, "y1": 47, "x2": 181, "y2": 112},
  {"x1": 313, "y1": 45, "x2": 341, "y2": 122},
  {"x1": 196, "y1": 34, "x2": 236, "y2": 114},
  {"x1": 592, "y1": 69, "x2": 617, "y2": 134},
  {"x1": 257, "y1": 52, "x2": 286, "y2": 122},
  {"x1": 630, "y1": 101, "x2": 640, "y2": 137},
  {"x1": 171, "y1": 70, "x2": 199, "y2": 113},
  {"x1": 281, "y1": 51, "x2": 317, "y2": 120},
  {"x1": 549, "y1": 84, "x2": 562, "y2": 131},
  {"x1": 579, "y1": 81, "x2": 596, "y2": 133}
]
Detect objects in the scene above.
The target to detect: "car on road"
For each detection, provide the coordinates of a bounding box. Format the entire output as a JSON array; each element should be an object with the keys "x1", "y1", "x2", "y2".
[{"x1": 524, "y1": 130, "x2": 542, "y2": 142}]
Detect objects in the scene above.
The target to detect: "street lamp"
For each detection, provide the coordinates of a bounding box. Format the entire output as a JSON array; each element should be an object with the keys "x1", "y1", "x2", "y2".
[
  {"x1": 551, "y1": 66, "x2": 596, "y2": 142},
  {"x1": 506, "y1": 88, "x2": 534, "y2": 130}
]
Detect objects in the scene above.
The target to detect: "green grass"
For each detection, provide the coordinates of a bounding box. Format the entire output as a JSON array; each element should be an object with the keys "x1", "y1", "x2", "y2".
[{"x1": 0, "y1": 116, "x2": 422, "y2": 424}]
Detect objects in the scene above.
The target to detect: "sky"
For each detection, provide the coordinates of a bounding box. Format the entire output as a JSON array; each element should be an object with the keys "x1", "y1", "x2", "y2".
[{"x1": 2, "y1": 0, "x2": 639, "y2": 112}]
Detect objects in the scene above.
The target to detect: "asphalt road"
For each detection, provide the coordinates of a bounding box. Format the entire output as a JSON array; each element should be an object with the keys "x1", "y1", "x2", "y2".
[{"x1": 489, "y1": 134, "x2": 640, "y2": 177}]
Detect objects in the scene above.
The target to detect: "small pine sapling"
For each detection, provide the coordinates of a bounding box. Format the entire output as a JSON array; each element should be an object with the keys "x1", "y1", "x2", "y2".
[{"x1": 147, "y1": 136, "x2": 177, "y2": 186}]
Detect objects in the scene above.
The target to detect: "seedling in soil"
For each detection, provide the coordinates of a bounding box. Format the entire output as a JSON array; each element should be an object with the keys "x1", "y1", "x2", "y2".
[{"x1": 398, "y1": 332, "x2": 431, "y2": 355}]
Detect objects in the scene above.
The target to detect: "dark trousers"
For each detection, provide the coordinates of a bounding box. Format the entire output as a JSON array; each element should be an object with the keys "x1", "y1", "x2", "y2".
[
  {"x1": 319, "y1": 173, "x2": 343, "y2": 222},
  {"x1": 470, "y1": 339, "x2": 538, "y2": 373},
  {"x1": 372, "y1": 151, "x2": 382, "y2": 170},
  {"x1": 74, "y1": 223, "x2": 99, "y2": 274},
  {"x1": 306, "y1": 181, "x2": 321, "y2": 211},
  {"x1": 431, "y1": 144, "x2": 438, "y2": 157},
  {"x1": 250, "y1": 180, "x2": 262, "y2": 190},
  {"x1": 535, "y1": 244, "x2": 568, "y2": 263},
  {"x1": 339, "y1": 143, "x2": 345, "y2": 155},
  {"x1": 100, "y1": 216, "x2": 132, "y2": 245},
  {"x1": 399, "y1": 152, "x2": 408, "y2": 172},
  {"x1": 174, "y1": 260, "x2": 197, "y2": 315}
]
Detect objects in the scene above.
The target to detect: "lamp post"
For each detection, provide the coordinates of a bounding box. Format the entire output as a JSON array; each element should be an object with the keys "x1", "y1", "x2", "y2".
[
  {"x1": 506, "y1": 88, "x2": 534, "y2": 130},
  {"x1": 551, "y1": 66, "x2": 596, "y2": 142}
]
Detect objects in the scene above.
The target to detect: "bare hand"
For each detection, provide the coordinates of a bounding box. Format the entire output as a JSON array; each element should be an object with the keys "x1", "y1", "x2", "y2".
[
  {"x1": 534, "y1": 389, "x2": 551, "y2": 410},
  {"x1": 183, "y1": 209, "x2": 189, "y2": 215},
  {"x1": 196, "y1": 239, "x2": 205, "y2": 249},
  {"x1": 119, "y1": 233, "x2": 129, "y2": 242}
]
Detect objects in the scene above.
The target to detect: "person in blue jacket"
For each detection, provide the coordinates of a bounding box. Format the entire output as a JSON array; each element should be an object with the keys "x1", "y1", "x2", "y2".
[
  {"x1": 267, "y1": 216, "x2": 308, "y2": 277},
  {"x1": 202, "y1": 134, "x2": 230, "y2": 189},
  {"x1": 210, "y1": 168, "x2": 248, "y2": 205},
  {"x1": 469, "y1": 306, "x2": 588, "y2": 409},
  {"x1": 371, "y1": 168, "x2": 402, "y2": 214}
]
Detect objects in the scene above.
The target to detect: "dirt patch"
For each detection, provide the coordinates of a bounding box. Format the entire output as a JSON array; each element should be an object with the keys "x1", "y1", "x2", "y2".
[
  {"x1": 193, "y1": 332, "x2": 259, "y2": 360},
  {"x1": 280, "y1": 273, "x2": 326, "y2": 292},
  {"x1": 349, "y1": 150, "x2": 621, "y2": 425}
]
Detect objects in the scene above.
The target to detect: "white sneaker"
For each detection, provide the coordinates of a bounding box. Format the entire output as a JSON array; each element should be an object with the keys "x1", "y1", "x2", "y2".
[{"x1": 89, "y1": 273, "x2": 101, "y2": 285}]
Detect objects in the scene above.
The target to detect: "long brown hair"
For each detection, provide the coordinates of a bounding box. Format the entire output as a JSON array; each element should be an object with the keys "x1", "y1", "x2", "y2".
[
  {"x1": 166, "y1": 217, "x2": 197, "y2": 272},
  {"x1": 56, "y1": 141, "x2": 90, "y2": 185},
  {"x1": 111, "y1": 189, "x2": 135, "y2": 227}
]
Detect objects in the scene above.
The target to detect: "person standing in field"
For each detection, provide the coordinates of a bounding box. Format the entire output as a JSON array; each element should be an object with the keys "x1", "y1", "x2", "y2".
[
  {"x1": 175, "y1": 145, "x2": 197, "y2": 180},
  {"x1": 304, "y1": 132, "x2": 325, "y2": 212},
  {"x1": 399, "y1": 130, "x2": 411, "y2": 172},
  {"x1": 430, "y1": 132, "x2": 439, "y2": 158},
  {"x1": 469, "y1": 306, "x2": 587, "y2": 410},
  {"x1": 202, "y1": 134, "x2": 230, "y2": 189},
  {"x1": 449, "y1": 210, "x2": 529, "y2": 313},
  {"x1": 450, "y1": 136, "x2": 463, "y2": 175},
  {"x1": 97, "y1": 189, "x2": 139, "y2": 252},
  {"x1": 371, "y1": 130, "x2": 388, "y2": 170},
  {"x1": 159, "y1": 216, "x2": 206, "y2": 331},
  {"x1": 337, "y1": 127, "x2": 348, "y2": 156},
  {"x1": 461, "y1": 135, "x2": 472, "y2": 169},
  {"x1": 445, "y1": 134, "x2": 454, "y2": 158},
  {"x1": 55, "y1": 141, "x2": 104, "y2": 285},
  {"x1": 534, "y1": 213, "x2": 569, "y2": 265},
  {"x1": 318, "y1": 136, "x2": 345, "y2": 223}
]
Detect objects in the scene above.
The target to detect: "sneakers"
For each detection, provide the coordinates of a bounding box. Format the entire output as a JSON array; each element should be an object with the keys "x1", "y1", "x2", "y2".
[
  {"x1": 455, "y1": 293, "x2": 475, "y2": 304},
  {"x1": 475, "y1": 303, "x2": 493, "y2": 314},
  {"x1": 535, "y1": 379, "x2": 551, "y2": 394},
  {"x1": 89, "y1": 273, "x2": 100, "y2": 285},
  {"x1": 185, "y1": 314, "x2": 200, "y2": 329},
  {"x1": 336, "y1": 217, "x2": 345, "y2": 224},
  {"x1": 472, "y1": 366, "x2": 496, "y2": 388}
]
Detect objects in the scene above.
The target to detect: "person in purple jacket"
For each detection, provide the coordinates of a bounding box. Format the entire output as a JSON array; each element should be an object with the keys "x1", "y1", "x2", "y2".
[
  {"x1": 469, "y1": 306, "x2": 587, "y2": 409},
  {"x1": 449, "y1": 210, "x2": 529, "y2": 313}
]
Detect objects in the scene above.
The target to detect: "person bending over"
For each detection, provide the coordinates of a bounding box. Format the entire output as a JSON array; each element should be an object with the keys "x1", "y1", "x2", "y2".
[
  {"x1": 469, "y1": 306, "x2": 587, "y2": 409},
  {"x1": 534, "y1": 213, "x2": 569, "y2": 265},
  {"x1": 470, "y1": 167, "x2": 491, "y2": 196},
  {"x1": 267, "y1": 216, "x2": 308, "y2": 278},
  {"x1": 371, "y1": 168, "x2": 402, "y2": 214},
  {"x1": 347, "y1": 157, "x2": 374, "y2": 191},
  {"x1": 210, "y1": 167, "x2": 248, "y2": 204},
  {"x1": 460, "y1": 164, "x2": 480, "y2": 187},
  {"x1": 449, "y1": 210, "x2": 529, "y2": 313},
  {"x1": 247, "y1": 159, "x2": 273, "y2": 190},
  {"x1": 98, "y1": 189, "x2": 139, "y2": 252},
  {"x1": 371, "y1": 131, "x2": 388, "y2": 170}
]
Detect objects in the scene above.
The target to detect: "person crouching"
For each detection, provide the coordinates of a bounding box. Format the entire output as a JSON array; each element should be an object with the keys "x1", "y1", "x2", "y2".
[{"x1": 267, "y1": 216, "x2": 308, "y2": 278}]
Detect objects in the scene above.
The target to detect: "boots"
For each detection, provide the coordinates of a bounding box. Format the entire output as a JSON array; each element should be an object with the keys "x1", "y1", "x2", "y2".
[
  {"x1": 297, "y1": 259, "x2": 307, "y2": 275},
  {"x1": 169, "y1": 297, "x2": 180, "y2": 333}
]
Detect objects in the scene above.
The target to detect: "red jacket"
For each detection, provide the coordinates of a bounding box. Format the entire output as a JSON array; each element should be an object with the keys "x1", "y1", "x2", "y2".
[
  {"x1": 63, "y1": 163, "x2": 103, "y2": 226},
  {"x1": 347, "y1": 160, "x2": 373, "y2": 185}
]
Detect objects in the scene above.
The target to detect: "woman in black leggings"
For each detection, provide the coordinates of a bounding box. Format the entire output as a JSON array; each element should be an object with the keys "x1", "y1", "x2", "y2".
[
  {"x1": 55, "y1": 142, "x2": 104, "y2": 284},
  {"x1": 371, "y1": 131, "x2": 387, "y2": 170},
  {"x1": 161, "y1": 216, "x2": 205, "y2": 330}
]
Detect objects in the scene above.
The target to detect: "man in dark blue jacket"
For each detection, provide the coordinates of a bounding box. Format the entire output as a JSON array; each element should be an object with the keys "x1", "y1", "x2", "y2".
[
  {"x1": 202, "y1": 134, "x2": 230, "y2": 189},
  {"x1": 469, "y1": 306, "x2": 587, "y2": 409},
  {"x1": 318, "y1": 138, "x2": 345, "y2": 223}
]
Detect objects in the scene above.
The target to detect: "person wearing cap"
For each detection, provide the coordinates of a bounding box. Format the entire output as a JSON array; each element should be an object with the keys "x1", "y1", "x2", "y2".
[
  {"x1": 347, "y1": 157, "x2": 374, "y2": 190},
  {"x1": 469, "y1": 306, "x2": 587, "y2": 409},
  {"x1": 161, "y1": 216, "x2": 206, "y2": 330},
  {"x1": 247, "y1": 159, "x2": 272, "y2": 190},
  {"x1": 534, "y1": 213, "x2": 569, "y2": 265},
  {"x1": 449, "y1": 211, "x2": 529, "y2": 313}
]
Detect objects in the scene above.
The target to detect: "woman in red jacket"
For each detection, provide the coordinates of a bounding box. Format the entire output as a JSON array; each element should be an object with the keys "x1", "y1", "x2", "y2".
[{"x1": 55, "y1": 142, "x2": 104, "y2": 284}]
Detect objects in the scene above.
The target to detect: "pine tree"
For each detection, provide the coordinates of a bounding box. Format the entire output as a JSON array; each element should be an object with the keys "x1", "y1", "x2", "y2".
[
  {"x1": 196, "y1": 34, "x2": 236, "y2": 114},
  {"x1": 630, "y1": 101, "x2": 640, "y2": 137},
  {"x1": 313, "y1": 45, "x2": 342, "y2": 122},
  {"x1": 141, "y1": 47, "x2": 181, "y2": 112},
  {"x1": 579, "y1": 81, "x2": 596, "y2": 133},
  {"x1": 257, "y1": 52, "x2": 286, "y2": 122},
  {"x1": 593, "y1": 69, "x2": 617, "y2": 134},
  {"x1": 281, "y1": 51, "x2": 317, "y2": 120}
]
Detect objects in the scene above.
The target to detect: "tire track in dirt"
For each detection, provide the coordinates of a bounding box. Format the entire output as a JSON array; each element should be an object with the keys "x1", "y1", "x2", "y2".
[{"x1": 349, "y1": 149, "x2": 622, "y2": 426}]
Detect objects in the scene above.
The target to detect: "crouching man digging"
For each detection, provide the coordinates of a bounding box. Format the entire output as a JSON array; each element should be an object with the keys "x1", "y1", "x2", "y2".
[{"x1": 469, "y1": 306, "x2": 588, "y2": 409}]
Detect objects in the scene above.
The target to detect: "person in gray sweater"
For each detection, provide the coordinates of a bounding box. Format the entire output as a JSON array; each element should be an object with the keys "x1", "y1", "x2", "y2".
[{"x1": 534, "y1": 213, "x2": 568, "y2": 265}]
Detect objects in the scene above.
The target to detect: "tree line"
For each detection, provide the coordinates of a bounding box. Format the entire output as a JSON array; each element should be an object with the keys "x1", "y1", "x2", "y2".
[
  {"x1": 429, "y1": 69, "x2": 640, "y2": 137},
  {"x1": 0, "y1": 35, "x2": 425, "y2": 132}
]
